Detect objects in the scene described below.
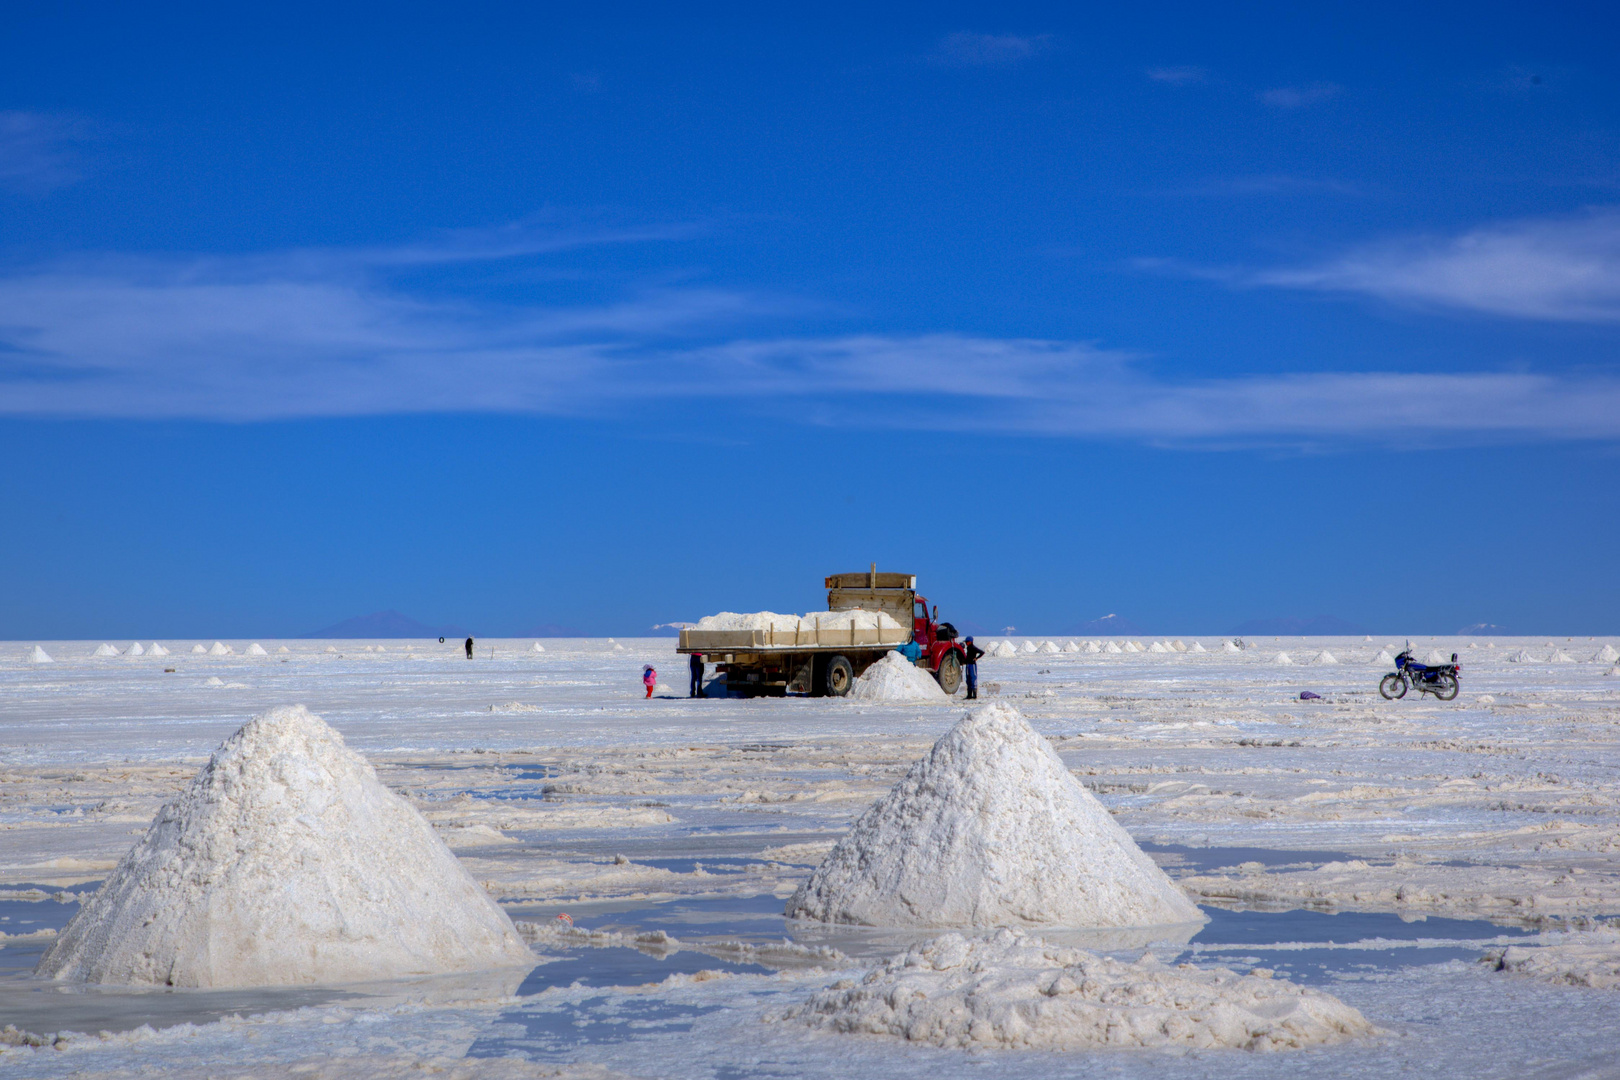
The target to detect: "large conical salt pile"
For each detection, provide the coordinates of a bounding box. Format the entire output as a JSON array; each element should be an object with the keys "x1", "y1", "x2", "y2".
[
  {"x1": 1020, "y1": 640, "x2": 1038, "y2": 654},
  {"x1": 1063, "y1": 641, "x2": 1080, "y2": 653},
  {"x1": 1103, "y1": 641, "x2": 1122, "y2": 654},
  {"x1": 244, "y1": 642, "x2": 268, "y2": 656},
  {"x1": 149, "y1": 643, "x2": 170, "y2": 656},
  {"x1": 208, "y1": 641, "x2": 233, "y2": 656},
  {"x1": 29, "y1": 645, "x2": 53, "y2": 663},
  {"x1": 36, "y1": 705, "x2": 532, "y2": 988},
  {"x1": 1038, "y1": 641, "x2": 1060, "y2": 654},
  {"x1": 1148, "y1": 641, "x2": 1170, "y2": 653},
  {"x1": 1083, "y1": 641, "x2": 1101, "y2": 654},
  {"x1": 785, "y1": 703, "x2": 1203, "y2": 929},
  {"x1": 1596, "y1": 644, "x2": 1620, "y2": 663},
  {"x1": 92, "y1": 643, "x2": 119, "y2": 657},
  {"x1": 126, "y1": 642, "x2": 145, "y2": 657}
]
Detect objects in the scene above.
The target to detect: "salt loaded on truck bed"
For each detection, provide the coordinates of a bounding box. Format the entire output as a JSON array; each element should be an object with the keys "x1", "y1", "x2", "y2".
[{"x1": 678, "y1": 568, "x2": 968, "y2": 697}]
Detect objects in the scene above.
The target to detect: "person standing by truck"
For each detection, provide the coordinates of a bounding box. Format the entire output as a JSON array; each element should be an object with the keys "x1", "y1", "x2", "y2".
[
  {"x1": 689, "y1": 651, "x2": 705, "y2": 697},
  {"x1": 962, "y1": 636, "x2": 985, "y2": 699}
]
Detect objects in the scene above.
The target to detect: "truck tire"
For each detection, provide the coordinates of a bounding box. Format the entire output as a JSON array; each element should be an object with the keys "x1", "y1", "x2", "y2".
[
  {"x1": 935, "y1": 651, "x2": 963, "y2": 695},
  {"x1": 823, "y1": 654, "x2": 855, "y2": 697}
]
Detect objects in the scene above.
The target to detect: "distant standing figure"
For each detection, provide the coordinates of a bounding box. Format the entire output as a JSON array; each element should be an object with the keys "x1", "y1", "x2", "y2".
[
  {"x1": 689, "y1": 652, "x2": 705, "y2": 698},
  {"x1": 962, "y1": 636, "x2": 985, "y2": 700},
  {"x1": 643, "y1": 664, "x2": 657, "y2": 698},
  {"x1": 464, "y1": 636, "x2": 474, "y2": 659}
]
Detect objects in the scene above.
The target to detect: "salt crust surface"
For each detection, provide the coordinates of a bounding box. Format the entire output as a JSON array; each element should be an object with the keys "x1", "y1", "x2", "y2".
[
  {"x1": 1486, "y1": 931, "x2": 1620, "y2": 989},
  {"x1": 36, "y1": 704, "x2": 532, "y2": 987},
  {"x1": 694, "y1": 610, "x2": 903, "y2": 632},
  {"x1": 781, "y1": 929, "x2": 1374, "y2": 1051},
  {"x1": 786, "y1": 703, "x2": 1203, "y2": 928},
  {"x1": 849, "y1": 651, "x2": 949, "y2": 704}
]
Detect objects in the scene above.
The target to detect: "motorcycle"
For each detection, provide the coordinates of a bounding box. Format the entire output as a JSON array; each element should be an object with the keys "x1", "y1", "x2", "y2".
[{"x1": 1379, "y1": 646, "x2": 1460, "y2": 701}]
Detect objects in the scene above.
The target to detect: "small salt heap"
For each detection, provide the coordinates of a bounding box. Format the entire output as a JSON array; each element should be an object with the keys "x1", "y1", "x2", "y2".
[
  {"x1": 1223, "y1": 641, "x2": 1241, "y2": 654},
  {"x1": 1038, "y1": 641, "x2": 1060, "y2": 654},
  {"x1": 532, "y1": 642, "x2": 546, "y2": 653},
  {"x1": 850, "y1": 651, "x2": 950, "y2": 703},
  {"x1": 126, "y1": 642, "x2": 145, "y2": 657},
  {"x1": 1103, "y1": 641, "x2": 1123, "y2": 654},
  {"x1": 1373, "y1": 649, "x2": 1395, "y2": 664},
  {"x1": 29, "y1": 645, "x2": 53, "y2": 663},
  {"x1": 1020, "y1": 641, "x2": 1038, "y2": 654},
  {"x1": 277, "y1": 646, "x2": 290, "y2": 654},
  {"x1": 1507, "y1": 649, "x2": 1537, "y2": 663},
  {"x1": 1314, "y1": 650, "x2": 1339, "y2": 665},
  {"x1": 207, "y1": 641, "x2": 233, "y2": 656},
  {"x1": 1273, "y1": 652, "x2": 1293, "y2": 665},
  {"x1": 993, "y1": 641, "x2": 1018, "y2": 657},
  {"x1": 1148, "y1": 641, "x2": 1170, "y2": 653},
  {"x1": 1189, "y1": 641, "x2": 1207, "y2": 653},
  {"x1": 786, "y1": 929, "x2": 1374, "y2": 1051},
  {"x1": 36, "y1": 705, "x2": 531, "y2": 987},
  {"x1": 93, "y1": 643, "x2": 119, "y2": 657},
  {"x1": 191, "y1": 644, "x2": 207, "y2": 654},
  {"x1": 149, "y1": 643, "x2": 170, "y2": 657},
  {"x1": 1425, "y1": 649, "x2": 1448, "y2": 665},
  {"x1": 245, "y1": 643, "x2": 268, "y2": 656},
  {"x1": 1596, "y1": 644, "x2": 1620, "y2": 663},
  {"x1": 1083, "y1": 641, "x2": 1101, "y2": 654},
  {"x1": 785, "y1": 703, "x2": 1202, "y2": 929},
  {"x1": 1063, "y1": 641, "x2": 1080, "y2": 653},
  {"x1": 1550, "y1": 650, "x2": 1576, "y2": 664}
]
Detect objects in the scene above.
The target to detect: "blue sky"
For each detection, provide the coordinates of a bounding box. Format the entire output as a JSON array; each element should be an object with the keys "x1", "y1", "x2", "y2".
[{"x1": 2, "y1": 2, "x2": 1617, "y2": 637}]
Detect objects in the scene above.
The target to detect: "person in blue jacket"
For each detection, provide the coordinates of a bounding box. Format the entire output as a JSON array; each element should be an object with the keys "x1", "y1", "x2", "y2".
[{"x1": 962, "y1": 636, "x2": 986, "y2": 699}]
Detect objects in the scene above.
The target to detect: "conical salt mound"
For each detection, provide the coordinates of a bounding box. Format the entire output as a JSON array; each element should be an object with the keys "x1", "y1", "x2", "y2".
[
  {"x1": 1189, "y1": 641, "x2": 1207, "y2": 653},
  {"x1": 277, "y1": 645, "x2": 290, "y2": 653},
  {"x1": 207, "y1": 641, "x2": 232, "y2": 656},
  {"x1": 531, "y1": 642, "x2": 546, "y2": 653},
  {"x1": 1103, "y1": 641, "x2": 1122, "y2": 654},
  {"x1": 784, "y1": 703, "x2": 1203, "y2": 929},
  {"x1": 244, "y1": 643, "x2": 268, "y2": 656},
  {"x1": 1425, "y1": 650, "x2": 1447, "y2": 665},
  {"x1": 1122, "y1": 641, "x2": 1141, "y2": 653},
  {"x1": 29, "y1": 645, "x2": 53, "y2": 663},
  {"x1": 93, "y1": 643, "x2": 119, "y2": 657},
  {"x1": 126, "y1": 642, "x2": 145, "y2": 657},
  {"x1": 1373, "y1": 649, "x2": 1395, "y2": 664},
  {"x1": 1063, "y1": 641, "x2": 1080, "y2": 652},
  {"x1": 191, "y1": 644, "x2": 207, "y2": 654},
  {"x1": 1083, "y1": 641, "x2": 1100, "y2": 653},
  {"x1": 1507, "y1": 649, "x2": 1537, "y2": 663},
  {"x1": 1314, "y1": 650, "x2": 1338, "y2": 665},
  {"x1": 1148, "y1": 641, "x2": 1170, "y2": 653},
  {"x1": 1550, "y1": 650, "x2": 1575, "y2": 663},
  {"x1": 1595, "y1": 644, "x2": 1620, "y2": 663},
  {"x1": 1223, "y1": 641, "x2": 1241, "y2": 654},
  {"x1": 36, "y1": 705, "x2": 532, "y2": 988},
  {"x1": 149, "y1": 643, "x2": 170, "y2": 657},
  {"x1": 1038, "y1": 641, "x2": 1060, "y2": 654},
  {"x1": 1020, "y1": 640, "x2": 1038, "y2": 654},
  {"x1": 1273, "y1": 652, "x2": 1293, "y2": 664}
]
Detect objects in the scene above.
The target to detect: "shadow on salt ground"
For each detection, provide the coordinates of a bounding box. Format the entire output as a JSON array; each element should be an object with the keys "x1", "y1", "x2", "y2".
[{"x1": 467, "y1": 948, "x2": 773, "y2": 1062}]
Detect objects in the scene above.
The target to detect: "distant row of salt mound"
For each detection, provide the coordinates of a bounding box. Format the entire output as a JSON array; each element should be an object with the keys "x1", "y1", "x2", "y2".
[{"x1": 695, "y1": 609, "x2": 905, "y2": 632}]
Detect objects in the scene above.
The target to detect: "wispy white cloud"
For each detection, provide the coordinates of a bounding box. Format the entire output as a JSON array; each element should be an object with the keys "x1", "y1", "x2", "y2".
[
  {"x1": 0, "y1": 111, "x2": 87, "y2": 191},
  {"x1": 1258, "y1": 83, "x2": 1340, "y2": 108},
  {"x1": 1248, "y1": 209, "x2": 1620, "y2": 322},
  {"x1": 1, "y1": 230, "x2": 1616, "y2": 445},
  {"x1": 932, "y1": 32, "x2": 1054, "y2": 67}
]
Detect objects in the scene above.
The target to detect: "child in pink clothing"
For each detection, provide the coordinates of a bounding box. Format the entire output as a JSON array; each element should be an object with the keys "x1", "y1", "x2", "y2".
[{"x1": 643, "y1": 665, "x2": 657, "y2": 698}]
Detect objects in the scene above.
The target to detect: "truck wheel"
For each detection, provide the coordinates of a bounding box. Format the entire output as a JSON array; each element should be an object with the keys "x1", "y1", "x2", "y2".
[
  {"x1": 823, "y1": 655, "x2": 855, "y2": 697},
  {"x1": 935, "y1": 651, "x2": 963, "y2": 695}
]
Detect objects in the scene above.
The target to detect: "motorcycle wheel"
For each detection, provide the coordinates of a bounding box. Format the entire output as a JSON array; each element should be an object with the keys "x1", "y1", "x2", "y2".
[
  {"x1": 1433, "y1": 673, "x2": 1459, "y2": 701},
  {"x1": 1379, "y1": 673, "x2": 1407, "y2": 700}
]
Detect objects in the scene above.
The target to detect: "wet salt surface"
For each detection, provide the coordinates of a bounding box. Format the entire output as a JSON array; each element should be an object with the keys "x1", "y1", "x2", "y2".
[{"x1": 5, "y1": 637, "x2": 1620, "y2": 1076}]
